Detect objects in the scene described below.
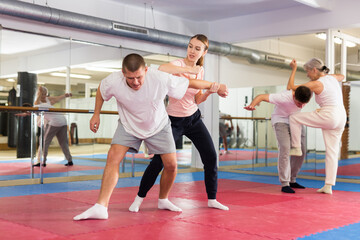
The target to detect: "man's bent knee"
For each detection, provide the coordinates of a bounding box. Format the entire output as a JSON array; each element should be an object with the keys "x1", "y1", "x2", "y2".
[
  {"x1": 160, "y1": 153, "x2": 177, "y2": 172},
  {"x1": 107, "y1": 145, "x2": 127, "y2": 164},
  {"x1": 163, "y1": 162, "x2": 177, "y2": 172}
]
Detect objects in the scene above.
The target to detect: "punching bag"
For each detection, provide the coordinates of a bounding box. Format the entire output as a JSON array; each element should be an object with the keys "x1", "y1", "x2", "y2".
[
  {"x1": 16, "y1": 72, "x2": 37, "y2": 158},
  {"x1": 0, "y1": 103, "x2": 8, "y2": 136},
  {"x1": 7, "y1": 88, "x2": 17, "y2": 147}
]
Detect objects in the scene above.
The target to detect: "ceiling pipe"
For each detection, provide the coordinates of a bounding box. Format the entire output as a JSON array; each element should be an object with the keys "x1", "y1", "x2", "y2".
[{"x1": 0, "y1": 0, "x2": 358, "y2": 81}]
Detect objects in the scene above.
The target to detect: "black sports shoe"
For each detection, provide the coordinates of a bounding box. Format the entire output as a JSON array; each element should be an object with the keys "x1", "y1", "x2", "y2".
[
  {"x1": 35, "y1": 163, "x2": 46, "y2": 167},
  {"x1": 281, "y1": 186, "x2": 295, "y2": 193},
  {"x1": 65, "y1": 161, "x2": 73, "y2": 166},
  {"x1": 290, "y1": 182, "x2": 305, "y2": 189}
]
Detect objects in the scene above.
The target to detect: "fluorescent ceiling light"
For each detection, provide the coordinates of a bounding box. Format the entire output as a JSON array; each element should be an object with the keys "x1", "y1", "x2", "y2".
[
  {"x1": 0, "y1": 74, "x2": 17, "y2": 79},
  {"x1": 31, "y1": 67, "x2": 67, "y2": 75},
  {"x1": 85, "y1": 66, "x2": 119, "y2": 72},
  {"x1": 50, "y1": 72, "x2": 91, "y2": 79},
  {"x1": 316, "y1": 32, "x2": 326, "y2": 40},
  {"x1": 295, "y1": 0, "x2": 321, "y2": 8},
  {"x1": 316, "y1": 33, "x2": 356, "y2": 47},
  {"x1": 6, "y1": 78, "x2": 15, "y2": 82}
]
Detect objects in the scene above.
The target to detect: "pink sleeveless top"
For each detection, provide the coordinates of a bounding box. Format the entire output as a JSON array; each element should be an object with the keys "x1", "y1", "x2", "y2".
[{"x1": 166, "y1": 59, "x2": 204, "y2": 117}]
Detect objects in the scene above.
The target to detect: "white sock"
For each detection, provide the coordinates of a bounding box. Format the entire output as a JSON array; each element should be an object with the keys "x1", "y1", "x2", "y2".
[
  {"x1": 158, "y1": 198, "x2": 182, "y2": 212},
  {"x1": 73, "y1": 203, "x2": 108, "y2": 220},
  {"x1": 317, "y1": 184, "x2": 332, "y2": 194},
  {"x1": 129, "y1": 195, "x2": 144, "y2": 212},
  {"x1": 208, "y1": 199, "x2": 229, "y2": 210}
]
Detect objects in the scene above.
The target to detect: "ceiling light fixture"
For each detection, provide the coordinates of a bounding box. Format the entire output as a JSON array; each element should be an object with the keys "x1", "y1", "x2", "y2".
[
  {"x1": 295, "y1": 0, "x2": 321, "y2": 8},
  {"x1": 0, "y1": 74, "x2": 17, "y2": 79},
  {"x1": 85, "y1": 66, "x2": 119, "y2": 72},
  {"x1": 31, "y1": 67, "x2": 67, "y2": 75},
  {"x1": 316, "y1": 33, "x2": 356, "y2": 47},
  {"x1": 6, "y1": 78, "x2": 15, "y2": 82},
  {"x1": 50, "y1": 72, "x2": 91, "y2": 79}
]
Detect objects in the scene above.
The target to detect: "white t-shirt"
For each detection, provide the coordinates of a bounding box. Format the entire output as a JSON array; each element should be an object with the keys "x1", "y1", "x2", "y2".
[
  {"x1": 100, "y1": 67, "x2": 189, "y2": 139},
  {"x1": 269, "y1": 90, "x2": 301, "y2": 125},
  {"x1": 36, "y1": 100, "x2": 67, "y2": 127},
  {"x1": 315, "y1": 75, "x2": 343, "y2": 107}
]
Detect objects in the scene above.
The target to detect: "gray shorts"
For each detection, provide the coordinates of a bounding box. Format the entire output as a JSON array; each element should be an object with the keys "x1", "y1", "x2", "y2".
[{"x1": 111, "y1": 119, "x2": 176, "y2": 154}]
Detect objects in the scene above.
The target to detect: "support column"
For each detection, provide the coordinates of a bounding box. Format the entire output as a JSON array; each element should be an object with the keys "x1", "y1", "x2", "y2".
[
  {"x1": 65, "y1": 66, "x2": 71, "y2": 108},
  {"x1": 325, "y1": 29, "x2": 335, "y2": 73}
]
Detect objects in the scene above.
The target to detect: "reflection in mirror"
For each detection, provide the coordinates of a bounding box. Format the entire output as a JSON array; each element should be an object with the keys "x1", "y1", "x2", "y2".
[
  {"x1": 0, "y1": 29, "x2": 73, "y2": 184},
  {"x1": 220, "y1": 31, "x2": 360, "y2": 183},
  {"x1": 2, "y1": 27, "x2": 360, "y2": 187},
  {"x1": 0, "y1": 28, "x2": 193, "y2": 185}
]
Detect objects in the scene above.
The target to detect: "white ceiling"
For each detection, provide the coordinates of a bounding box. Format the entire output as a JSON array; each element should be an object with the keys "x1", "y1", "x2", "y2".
[
  {"x1": 104, "y1": 0, "x2": 360, "y2": 44},
  {"x1": 107, "y1": 0, "x2": 303, "y2": 21}
]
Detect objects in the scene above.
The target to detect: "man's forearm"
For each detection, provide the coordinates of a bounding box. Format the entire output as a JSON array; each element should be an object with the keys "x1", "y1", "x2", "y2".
[
  {"x1": 188, "y1": 79, "x2": 211, "y2": 89},
  {"x1": 94, "y1": 87, "x2": 104, "y2": 114}
]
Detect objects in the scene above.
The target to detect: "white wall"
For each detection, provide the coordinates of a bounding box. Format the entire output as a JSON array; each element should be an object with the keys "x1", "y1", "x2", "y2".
[
  {"x1": 69, "y1": 97, "x2": 118, "y2": 140},
  {"x1": 349, "y1": 81, "x2": 360, "y2": 151}
]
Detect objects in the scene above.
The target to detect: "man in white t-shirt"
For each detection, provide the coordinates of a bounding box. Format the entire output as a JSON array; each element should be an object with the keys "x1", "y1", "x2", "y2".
[
  {"x1": 74, "y1": 53, "x2": 228, "y2": 220},
  {"x1": 244, "y1": 86, "x2": 311, "y2": 193}
]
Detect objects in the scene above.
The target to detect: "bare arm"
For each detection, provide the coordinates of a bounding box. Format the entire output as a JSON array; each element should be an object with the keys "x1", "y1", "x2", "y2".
[
  {"x1": 329, "y1": 74, "x2": 345, "y2": 82},
  {"x1": 287, "y1": 59, "x2": 298, "y2": 91},
  {"x1": 89, "y1": 86, "x2": 104, "y2": 133},
  {"x1": 158, "y1": 63, "x2": 201, "y2": 75},
  {"x1": 158, "y1": 62, "x2": 225, "y2": 100},
  {"x1": 194, "y1": 82, "x2": 220, "y2": 104},
  {"x1": 188, "y1": 79, "x2": 228, "y2": 98},
  {"x1": 34, "y1": 97, "x2": 41, "y2": 105},
  {"x1": 287, "y1": 59, "x2": 324, "y2": 94},
  {"x1": 244, "y1": 94, "x2": 270, "y2": 111},
  {"x1": 48, "y1": 93, "x2": 72, "y2": 105}
]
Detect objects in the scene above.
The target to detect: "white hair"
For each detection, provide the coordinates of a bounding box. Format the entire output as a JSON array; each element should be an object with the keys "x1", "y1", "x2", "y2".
[{"x1": 303, "y1": 58, "x2": 329, "y2": 73}]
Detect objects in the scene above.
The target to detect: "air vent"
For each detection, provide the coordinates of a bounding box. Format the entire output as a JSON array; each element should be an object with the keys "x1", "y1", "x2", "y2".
[
  {"x1": 112, "y1": 22, "x2": 148, "y2": 35},
  {"x1": 266, "y1": 55, "x2": 286, "y2": 63}
]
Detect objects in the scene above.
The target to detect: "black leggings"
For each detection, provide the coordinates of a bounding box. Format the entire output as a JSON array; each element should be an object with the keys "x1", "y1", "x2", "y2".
[{"x1": 137, "y1": 109, "x2": 218, "y2": 199}]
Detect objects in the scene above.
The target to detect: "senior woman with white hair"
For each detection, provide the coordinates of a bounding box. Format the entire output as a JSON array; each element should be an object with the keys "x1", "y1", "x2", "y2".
[{"x1": 287, "y1": 58, "x2": 346, "y2": 194}]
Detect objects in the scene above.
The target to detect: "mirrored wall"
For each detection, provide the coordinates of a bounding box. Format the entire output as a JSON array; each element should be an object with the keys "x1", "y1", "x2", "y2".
[
  {"x1": 0, "y1": 27, "x2": 191, "y2": 185},
  {"x1": 218, "y1": 32, "x2": 360, "y2": 182},
  {"x1": 1, "y1": 26, "x2": 360, "y2": 186}
]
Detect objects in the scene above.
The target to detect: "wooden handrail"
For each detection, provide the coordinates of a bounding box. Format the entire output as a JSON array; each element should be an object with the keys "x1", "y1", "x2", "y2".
[{"x1": 0, "y1": 106, "x2": 118, "y2": 115}]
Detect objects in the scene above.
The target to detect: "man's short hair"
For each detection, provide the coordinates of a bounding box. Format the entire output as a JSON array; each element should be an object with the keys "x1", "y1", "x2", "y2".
[
  {"x1": 295, "y1": 86, "x2": 312, "y2": 103},
  {"x1": 122, "y1": 53, "x2": 145, "y2": 72}
]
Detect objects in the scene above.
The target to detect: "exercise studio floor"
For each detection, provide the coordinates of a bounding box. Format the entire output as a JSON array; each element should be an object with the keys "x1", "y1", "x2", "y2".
[
  {"x1": 1, "y1": 173, "x2": 360, "y2": 239},
  {"x1": 1, "y1": 145, "x2": 360, "y2": 240}
]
